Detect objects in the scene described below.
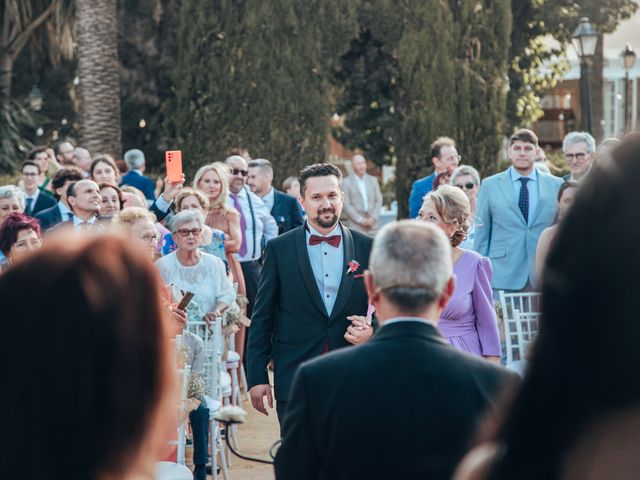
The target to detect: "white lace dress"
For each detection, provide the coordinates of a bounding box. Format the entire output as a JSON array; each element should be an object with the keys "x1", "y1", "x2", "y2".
[{"x1": 156, "y1": 251, "x2": 235, "y2": 314}]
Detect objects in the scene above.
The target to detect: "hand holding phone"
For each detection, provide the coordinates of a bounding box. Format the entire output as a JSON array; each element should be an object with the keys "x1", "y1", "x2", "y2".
[{"x1": 165, "y1": 150, "x2": 183, "y2": 183}]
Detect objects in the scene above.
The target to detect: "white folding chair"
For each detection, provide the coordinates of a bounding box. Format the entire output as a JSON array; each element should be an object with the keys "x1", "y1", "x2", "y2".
[
  {"x1": 186, "y1": 320, "x2": 230, "y2": 480},
  {"x1": 504, "y1": 308, "x2": 541, "y2": 368},
  {"x1": 498, "y1": 290, "x2": 542, "y2": 322}
]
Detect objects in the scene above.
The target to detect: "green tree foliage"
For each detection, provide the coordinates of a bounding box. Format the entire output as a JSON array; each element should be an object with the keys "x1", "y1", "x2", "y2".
[
  {"x1": 507, "y1": 0, "x2": 637, "y2": 132},
  {"x1": 167, "y1": 0, "x2": 357, "y2": 179},
  {"x1": 332, "y1": 29, "x2": 398, "y2": 168}
]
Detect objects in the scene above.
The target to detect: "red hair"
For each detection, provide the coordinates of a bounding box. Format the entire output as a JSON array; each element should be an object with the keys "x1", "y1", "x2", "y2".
[{"x1": 0, "y1": 213, "x2": 41, "y2": 255}]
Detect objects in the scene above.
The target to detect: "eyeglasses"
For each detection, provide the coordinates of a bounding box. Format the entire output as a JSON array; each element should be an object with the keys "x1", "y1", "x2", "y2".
[
  {"x1": 455, "y1": 182, "x2": 475, "y2": 190},
  {"x1": 565, "y1": 152, "x2": 588, "y2": 162},
  {"x1": 177, "y1": 227, "x2": 202, "y2": 237},
  {"x1": 231, "y1": 169, "x2": 248, "y2": 177},
  {"x1": 22, "y1": 172, "x2": 38, "y2": 177},
  {"x1": 140, "y1": 233, "x2": 159, "y2": 243},
  {"x1": 442, "y1": 155, "x2": 462, "y2": 162}
]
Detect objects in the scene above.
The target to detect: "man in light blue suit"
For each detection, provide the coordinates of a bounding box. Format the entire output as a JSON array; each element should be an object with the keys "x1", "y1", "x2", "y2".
[
  {"x1": 474, "y1": 129, "x2": 562, "y2": 291},
  {"x1": 408, "y1": 137, "x2": 460, "y2": 218}
]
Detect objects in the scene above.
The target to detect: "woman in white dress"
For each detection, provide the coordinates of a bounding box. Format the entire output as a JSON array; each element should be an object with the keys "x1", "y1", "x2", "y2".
[{"x1": 156, "y1": 210, "x2": 235, "y2": 324}]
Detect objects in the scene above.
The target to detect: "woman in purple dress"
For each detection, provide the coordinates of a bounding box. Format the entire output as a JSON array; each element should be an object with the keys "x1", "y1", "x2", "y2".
[{"x1": 419, "y1": 185, "x2": 500, "y2": 362}]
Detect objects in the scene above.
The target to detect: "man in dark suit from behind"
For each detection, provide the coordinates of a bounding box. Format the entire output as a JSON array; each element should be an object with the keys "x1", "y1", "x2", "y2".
[
  {"x1": 35, "y1": 167, "x2": 85, "y2": 231},
  {"x1": 120, "y1": 149, "x2": 156, "y2": 201},
  {"x1": 247, "y1": 158, "x2": 303, "y2": 235},
  {"x1": 276, "y1": 220, "x2": 517, "y2": 480}
]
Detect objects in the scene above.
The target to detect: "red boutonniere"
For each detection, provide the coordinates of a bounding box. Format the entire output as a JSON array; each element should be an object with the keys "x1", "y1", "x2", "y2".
[{"x1": 346, "y1": 260, "x2": 360, "y2": 275}]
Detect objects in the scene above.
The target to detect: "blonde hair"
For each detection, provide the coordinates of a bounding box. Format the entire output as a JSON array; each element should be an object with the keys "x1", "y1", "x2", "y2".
[
  {"x1": 192, "y1": 162, "x2": 231, "y2": 209},
  {"x1": 175, "y1": 187, "x2": 210, "y2": 212},
  {"x1": 423, "y1": 184, "x2": 470, "y2": 247},
  {"x1": 120, "y1": 186, "x2": 147, "y2": 207},
  {"x1": 113, "y1": 207, "x2": 157, "y2": 226}
]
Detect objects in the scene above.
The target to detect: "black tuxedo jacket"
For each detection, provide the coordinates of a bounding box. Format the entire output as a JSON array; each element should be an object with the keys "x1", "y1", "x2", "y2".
[
  {"x1": 35, "y1": 204, "x2": 64, "y2": 231},
  {"x1": 247, "y1": 223, "x2": 373, "y2": 401},
  {"x1": 271, "y1": 189, "x2": 303, "y2": 234},
  {"x1": 29, "y1": 192, "x2": 56, "y2": 217},
  {"x1": 275, "y1": 320, "x2": 517, "y2": 480}
]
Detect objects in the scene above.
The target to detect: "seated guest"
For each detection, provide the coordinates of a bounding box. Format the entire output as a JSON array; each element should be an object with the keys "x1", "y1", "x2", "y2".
[
  {"x1": 26, "y1": 146, "x2": 56, "y2": 191},
  {"x1": 98, "y1": 183, "x2": 123, "y2": 222},
  {"x1": 455, "y1": 134, "x2": 640, "y2": 480},
  {"x1": 20, "y1": 161, "x2": 56, "y2": 216},
  {"x1": 114, "y1": 207, "x2": 160, "y2": 257},
  {"x1": 419, "y1": 186, "x2": 500, "y2": 361},
  {"x1": 275, "y1": 220, "x2": 516, "y2": 480},
  {"x1": 156, "y1": 210, "x2": 235, "y2": 324},
  {"x1": 121, "y1": 148, "x2": 156, "y2": 200},
  {"x1": 35, "y1": 167, "x2": 85, "y2": 230},
  {"x1": 64, "y1": 179, "x2": 102, "y2": 229},
  {"x1": 0, "y1": 185, "x2": 25, "y2": 223},
  {"x1": 0, "y1": 213, "x2": 42, "y2": 272},
  {"x1": 0, "y1": 233, "x2": 179, "y2": 480},
  {"x1": 450, "y1": 165, "x2": 481, "y2": 250},
  {"x1": 248, "y1": 159, "x2": 304, "y2": 234},
  {"x1": 53, "y1": 139, "x2": 75, "y2": 166},
  {"x1": 594, "y1": 137, "x2": 621, "y2": 165}
]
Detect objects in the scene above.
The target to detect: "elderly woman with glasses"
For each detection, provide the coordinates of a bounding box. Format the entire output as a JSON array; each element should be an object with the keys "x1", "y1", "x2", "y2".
[
  {"x1": 450, "y1": 165, "x2": 481, "y2": 250},
  {"x1": 156, "y1": 210, "x2": 235, "y2": 324}
]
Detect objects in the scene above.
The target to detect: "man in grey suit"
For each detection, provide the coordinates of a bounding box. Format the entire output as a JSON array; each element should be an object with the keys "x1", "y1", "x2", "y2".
[
  {"x1": 341, "y1": 153, "x2": 383, "y2": 235},
  {"x1": 474, "y1": 129, "x2": 562, "y2": 291}
]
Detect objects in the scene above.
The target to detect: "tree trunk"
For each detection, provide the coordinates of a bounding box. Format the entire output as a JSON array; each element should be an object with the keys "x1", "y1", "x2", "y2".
[
  {"x1": 0, "y1": 53, "x2": 13, "y2": 104},
  {"x1": 75, "y1": 0, "x2": 122, "y2": 157}
]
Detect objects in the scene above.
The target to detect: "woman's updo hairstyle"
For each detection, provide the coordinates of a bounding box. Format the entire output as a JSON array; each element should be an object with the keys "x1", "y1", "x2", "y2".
[{"x1": 424, "y1": 184, "x2": 470, "y2": 247}]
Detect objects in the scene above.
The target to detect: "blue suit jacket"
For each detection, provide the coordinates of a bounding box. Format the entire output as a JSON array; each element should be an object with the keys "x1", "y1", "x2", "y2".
[
  {"x1": 271, "y1": 189, "x2": 304, "y2": 235},
  {"x1": 35, "y1": 204, "x2": 65, "y2": 231},
  {"x1": 408, "y1": 172, "x2": 435, "y2": 218},
  {"x1": 120, "y1": 171, "x2": 156, "y2": 200},
  {"x1": 473, "y1": 169, "x2": 562, "y2": 290}
]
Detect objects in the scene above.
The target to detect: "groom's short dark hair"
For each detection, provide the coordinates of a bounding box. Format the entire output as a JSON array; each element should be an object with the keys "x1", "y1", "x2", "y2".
[{"x1": 298, "y1": 163, "x2": 343, "y2": 198}]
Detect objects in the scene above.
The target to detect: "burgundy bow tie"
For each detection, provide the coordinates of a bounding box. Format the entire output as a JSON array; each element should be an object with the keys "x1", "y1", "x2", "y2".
[{"x1": 309, "y1": 234, "x2": 341, "y2": 248}]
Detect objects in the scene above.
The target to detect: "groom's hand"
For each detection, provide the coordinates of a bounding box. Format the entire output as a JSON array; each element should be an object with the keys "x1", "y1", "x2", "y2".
[
  {"x1": 345, "y1": 316, "x2": 373, "y2": 345},
  {"x1": 249, "y1": 384, "x2": 273, "y2": 415}
]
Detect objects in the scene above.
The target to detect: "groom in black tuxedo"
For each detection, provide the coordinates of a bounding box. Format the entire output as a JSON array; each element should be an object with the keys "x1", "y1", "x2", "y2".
[
  {"x1": 247, "y1": 163, "x2": 374, "y2": 429},
  {"x1": 275, "y1": 221, "x2": 517, "y2": 480}
]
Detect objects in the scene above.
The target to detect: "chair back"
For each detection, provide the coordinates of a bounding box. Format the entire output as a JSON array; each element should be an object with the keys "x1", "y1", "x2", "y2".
[{"x1": 505, "y1": 308, "x2": 541, "y2": 364}]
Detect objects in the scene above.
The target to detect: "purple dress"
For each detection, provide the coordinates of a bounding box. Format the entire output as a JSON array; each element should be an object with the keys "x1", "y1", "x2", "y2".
[{"x1": 439, "y1": 250, "x2": 501, "y2": 357}]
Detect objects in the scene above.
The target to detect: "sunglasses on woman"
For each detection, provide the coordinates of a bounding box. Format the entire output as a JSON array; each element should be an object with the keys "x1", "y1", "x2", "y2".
[{"x1": 455, "y1": 182, "x2": 475, "y2": 190}]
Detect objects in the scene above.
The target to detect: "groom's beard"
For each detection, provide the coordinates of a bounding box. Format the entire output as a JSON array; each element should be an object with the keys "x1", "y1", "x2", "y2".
[{"x1": 315, "y1": 207, "x2": 339, "y2": 228}]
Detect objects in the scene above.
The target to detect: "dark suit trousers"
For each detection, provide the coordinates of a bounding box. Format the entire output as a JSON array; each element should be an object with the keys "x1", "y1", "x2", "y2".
[
  {"x1": 240, "y1": 260, "x2": 262, "y2": 362},
  {"x1": 189, "y1": 402, "x2": 209, "y2": 467},
  {"x1": 276, "y1": 400, "x2": 288, "y2": 436}
]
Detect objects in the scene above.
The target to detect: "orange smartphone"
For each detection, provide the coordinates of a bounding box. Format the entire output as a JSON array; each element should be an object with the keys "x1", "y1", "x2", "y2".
[{"x1": 165, "y1": 150, "x2": 183, "y2": 183}]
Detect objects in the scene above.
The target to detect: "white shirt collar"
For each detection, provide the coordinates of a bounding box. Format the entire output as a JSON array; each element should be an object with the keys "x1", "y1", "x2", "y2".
[
  {"x1": 306, "y1": 221, "x2": 342, "y2": 239},
  {"x1": 383, "y1": 316, "x2": 437, "y2": 328},
  {"x1": 58, "y1": 201, "x2": 72, "y2": 215},
  {"x1": 72, "y1": 215, "x2": 97, "y2": 227},
  {"x1": 25, "y1": 190, "x2": 39, "y2": 201},
  {"x1": 510, "y1": 166, "x2": 538, "y2": 183}
]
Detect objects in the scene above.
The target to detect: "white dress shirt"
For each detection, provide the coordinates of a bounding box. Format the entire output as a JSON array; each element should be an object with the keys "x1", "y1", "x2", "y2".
[
  {"x1": 305, "y1": 223, "x2": 344, "y2": 316},
  {"x1": 509, "y1": 167, "x2": 539, "y2": 225},
  {"x1": 353, "y1": 174, "x2": 369, "y2": 211},
  {"x1": 57, "y1": 201, "x2": 73, "y2": 221},
  {"x1": 72, "y1": 215, "x2": 97, "y2": 229},
  {"x1": 229, "y1": 187, "x2": 278, "y2": 262},
  {"x1": 261, "y1": 187, "x2": 275, "y2": 212},
  {"x1": 384, "y1": 317, "x2": 437, "y2": 328}
]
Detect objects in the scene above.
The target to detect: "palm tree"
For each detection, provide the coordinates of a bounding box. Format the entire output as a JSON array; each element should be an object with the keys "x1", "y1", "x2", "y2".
[{"x1": 75, "y1": 0, "x2": 121, "y2": 157}]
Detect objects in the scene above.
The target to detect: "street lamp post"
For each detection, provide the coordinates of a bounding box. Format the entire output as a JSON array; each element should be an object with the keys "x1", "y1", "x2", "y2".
[
  {"x1": 572, "y1": 17, "x2": 598, "y2": 135},
  {"x1": 622, "y1": 44, "x2": 636, "y2": 134}
]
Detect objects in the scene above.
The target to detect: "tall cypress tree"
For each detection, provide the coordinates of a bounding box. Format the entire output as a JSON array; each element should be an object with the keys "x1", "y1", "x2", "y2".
[{"x1": 168, "y1": 0, "x2": 356, "y2": 179}]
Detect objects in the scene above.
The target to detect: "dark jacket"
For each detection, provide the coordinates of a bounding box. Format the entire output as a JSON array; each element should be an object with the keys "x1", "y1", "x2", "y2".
[
  {"x1": 35, "y1": 204, "x2": 66, "y2": 231},
  {"x1": 275, "y1": 320, "x2": 517, "y2": 480},
  {"x1": 247, "y1": 223, "x2": 373, "y2": 402},
  {"x1": 271, "y1": 189, "x2": 304, "y2": 235},
  {"x1": 120, "y1": 171, "x2": 156, "y2": 200},
  {"x1": 28, "y1": 191, "x2": 56, "y2": 217}
]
